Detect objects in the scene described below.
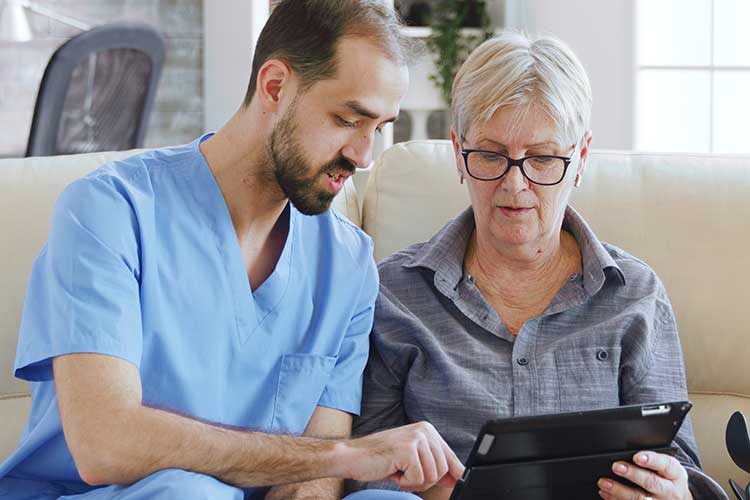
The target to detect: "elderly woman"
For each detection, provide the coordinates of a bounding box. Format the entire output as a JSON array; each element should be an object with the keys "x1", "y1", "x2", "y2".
[{"x1": 354, "y1": 32, "x2": 727, "y2": 500}]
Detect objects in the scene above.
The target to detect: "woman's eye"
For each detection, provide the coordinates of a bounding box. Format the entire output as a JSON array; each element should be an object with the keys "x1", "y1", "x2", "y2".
[{"x1": 533, "y1": 156, "x2": 555, "y2": 164}]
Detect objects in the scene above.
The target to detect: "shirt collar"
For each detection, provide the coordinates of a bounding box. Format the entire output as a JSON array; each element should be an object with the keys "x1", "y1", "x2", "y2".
[{"x1": 403, "y1": 205, "x2": 625, "y2": 297}]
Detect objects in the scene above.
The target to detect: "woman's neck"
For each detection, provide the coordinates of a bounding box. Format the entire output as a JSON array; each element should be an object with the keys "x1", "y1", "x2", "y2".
[{"x1": 464, "y1": 228, "x2": 581, "y2": 312}]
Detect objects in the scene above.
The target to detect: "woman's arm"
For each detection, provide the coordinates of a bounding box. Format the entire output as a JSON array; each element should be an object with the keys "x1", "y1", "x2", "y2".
[{"x1": 617, "y1": 284, "x2": 728, "y2": 500}]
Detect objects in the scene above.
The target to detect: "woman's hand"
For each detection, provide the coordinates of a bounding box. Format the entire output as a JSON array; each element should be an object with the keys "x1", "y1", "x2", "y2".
[{"x1": 597, "y1": 451, "x2": 693, "y2": 500}]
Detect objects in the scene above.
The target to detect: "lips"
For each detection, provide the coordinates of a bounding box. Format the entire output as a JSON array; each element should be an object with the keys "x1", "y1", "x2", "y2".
[
  {"x1": 498, "y1": 205, "x2": 532, "y2": 217},
  {"x1": 326, "y1": 171, "x2": 351, "y2": 182}
]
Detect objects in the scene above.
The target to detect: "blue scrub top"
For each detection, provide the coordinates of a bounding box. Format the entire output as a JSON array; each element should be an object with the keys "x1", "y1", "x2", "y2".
[{"x1": 0, "y1": 134, "x2": 378, "y2": 492}]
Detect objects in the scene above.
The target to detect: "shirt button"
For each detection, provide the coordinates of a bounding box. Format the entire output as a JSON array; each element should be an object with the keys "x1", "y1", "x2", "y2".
[
  {"x1": 517, "y1": 357, "x2": 529, "y2": 366},
  {"x1": 568, "y1": 273, "x2": 579, "y2": 282},
  {"x1": 596, "y1": 350, "x2": 609, "y2": 361}
]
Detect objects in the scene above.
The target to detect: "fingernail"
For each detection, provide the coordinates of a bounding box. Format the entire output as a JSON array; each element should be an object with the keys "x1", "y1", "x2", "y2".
[
  {"x1": 636, "y1": 453, "x2": 649, "y2": 464},
  {"x1": 599, "y1": 479, "x2": 613, "y2": 490},
  {"x1": 614, "y1": 463, "x2": 628, "y2": 474}
]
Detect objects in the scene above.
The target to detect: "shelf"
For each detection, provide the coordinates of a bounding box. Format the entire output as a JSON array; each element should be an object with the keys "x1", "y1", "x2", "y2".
[{"x1": 401, "y1": 26, "x2": 492, "y2": 38}]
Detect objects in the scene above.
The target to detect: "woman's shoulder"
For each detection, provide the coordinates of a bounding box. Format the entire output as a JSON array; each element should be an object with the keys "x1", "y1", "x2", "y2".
[
  {"x1": 377, "y1": 242, "x2": 430, "y2": 286},
  {"x1": 600, "y1": 241, "x2": 668, "y2": 297}
]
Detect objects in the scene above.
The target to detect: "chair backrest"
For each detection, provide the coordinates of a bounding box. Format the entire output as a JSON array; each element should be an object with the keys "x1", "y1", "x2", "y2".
[
  {"x1": 25, "y1": 23, "x2": 165, "y2": 157},
  {"x1": 363, "y1": 139, "x2": 750, "y2": 485}
]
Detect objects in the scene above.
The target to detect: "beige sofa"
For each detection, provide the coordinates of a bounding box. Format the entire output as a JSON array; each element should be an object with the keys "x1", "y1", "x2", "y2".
[{"x1": 1, "y1": 140, "x2": 749, "y2": 490}]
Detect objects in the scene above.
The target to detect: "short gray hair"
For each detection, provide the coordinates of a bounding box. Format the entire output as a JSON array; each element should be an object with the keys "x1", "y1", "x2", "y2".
[{"x1": 451, "y1": 30, "x2": 592, "y2": 146}]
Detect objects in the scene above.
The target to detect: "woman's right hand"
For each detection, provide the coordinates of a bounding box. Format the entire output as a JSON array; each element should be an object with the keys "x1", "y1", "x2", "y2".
[{"x1": 334, "y1": 421, "x2": 465, "y2": 492}]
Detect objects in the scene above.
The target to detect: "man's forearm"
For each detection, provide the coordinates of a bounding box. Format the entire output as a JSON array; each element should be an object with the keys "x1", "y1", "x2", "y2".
[
  {"x1": 80, "y1": 403, "x2": 343, "y2": 488},
  {"x1": 265, "y1": 477, "x2": 343, "y2": 500}
]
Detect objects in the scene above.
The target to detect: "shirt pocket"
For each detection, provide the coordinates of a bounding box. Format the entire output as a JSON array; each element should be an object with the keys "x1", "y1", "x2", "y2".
[
  {"x1": 271, "y1": 353, "x2": 337, "y2": 435},
  {"x1": 555, "y1": 346, "x2": 621, "y2": 412}
]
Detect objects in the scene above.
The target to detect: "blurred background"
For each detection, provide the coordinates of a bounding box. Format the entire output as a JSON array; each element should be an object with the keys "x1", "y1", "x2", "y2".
[{"x1": 0, "y1": 0, "x2": 747, "y2": 158}]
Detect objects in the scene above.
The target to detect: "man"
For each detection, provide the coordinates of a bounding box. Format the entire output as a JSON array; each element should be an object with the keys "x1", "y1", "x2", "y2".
[{"x1": 0, "y1": 1, "x2": 463, "y2": 498}]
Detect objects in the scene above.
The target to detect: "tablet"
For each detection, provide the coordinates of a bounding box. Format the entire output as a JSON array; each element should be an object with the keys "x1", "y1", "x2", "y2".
[{"x1": 449, "y1": 401, "x2": 692, "y2": 500}]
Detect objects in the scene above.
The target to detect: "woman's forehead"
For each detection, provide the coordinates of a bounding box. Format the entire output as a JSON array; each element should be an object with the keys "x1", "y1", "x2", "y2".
[{"x1": 468, "y1": 106, "x2": 564, "y2": 148}]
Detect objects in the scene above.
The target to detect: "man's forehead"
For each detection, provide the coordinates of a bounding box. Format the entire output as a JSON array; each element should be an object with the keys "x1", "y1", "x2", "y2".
[{"x1": 307, "y1": 41, "x2": 408, "y2": 117}]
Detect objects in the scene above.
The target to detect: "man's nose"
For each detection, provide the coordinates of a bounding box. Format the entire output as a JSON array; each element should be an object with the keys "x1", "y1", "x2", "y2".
[{"x1": 341, "y1": 132, "x2": 375, "y2": 169}]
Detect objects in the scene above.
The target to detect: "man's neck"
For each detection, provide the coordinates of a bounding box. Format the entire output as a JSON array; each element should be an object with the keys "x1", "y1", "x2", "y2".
[{"x1": 199, "y1": 110, "x2": 288, "y2": 240}]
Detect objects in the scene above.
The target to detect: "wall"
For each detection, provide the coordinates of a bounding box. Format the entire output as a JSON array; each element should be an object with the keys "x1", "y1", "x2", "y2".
[
  {"x1": 0, "y1": 0, "x2": 203, "y2": 156},
  {"x1": 203, "y1": 0, "x2": 268, "y2": 132},
  {"x1": 524, "y1": 0, "x2": 635, "y2": 150}
]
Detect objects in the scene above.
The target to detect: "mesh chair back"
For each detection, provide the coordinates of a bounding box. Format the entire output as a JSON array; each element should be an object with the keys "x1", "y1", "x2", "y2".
[{"x1": 26, "y1": 23, "x2": 165, "y2": 157}]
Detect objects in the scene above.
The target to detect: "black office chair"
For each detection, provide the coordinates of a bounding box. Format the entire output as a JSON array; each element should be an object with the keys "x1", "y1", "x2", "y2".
[
  {"x1": 26, "y1": 22, "x2": 165, "y2": 157},
  {"x1": 726, "y1": 411, "x2": 750, "y2": 500}
]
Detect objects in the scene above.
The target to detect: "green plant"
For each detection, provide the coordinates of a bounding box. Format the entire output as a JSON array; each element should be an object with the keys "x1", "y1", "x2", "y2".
[{"x1": 426, "y1": 0, "x2": 494, "y2": 105}]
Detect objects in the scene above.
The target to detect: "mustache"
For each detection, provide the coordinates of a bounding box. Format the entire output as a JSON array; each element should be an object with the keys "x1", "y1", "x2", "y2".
[{"x1": 321, "y1": 157, "x2": 355, "y2": 176}]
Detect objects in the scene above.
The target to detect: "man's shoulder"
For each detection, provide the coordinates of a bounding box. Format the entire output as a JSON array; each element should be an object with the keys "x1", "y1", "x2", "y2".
[
  {"x1": 58, "y1": 142, "x2": 202, "y2": 219},
  {"x1": 305, "y1": 207, "x2": 374, "y2": 259},
  {"x1": 84, "y1": 141, "x2": 200, "y2": 188}
]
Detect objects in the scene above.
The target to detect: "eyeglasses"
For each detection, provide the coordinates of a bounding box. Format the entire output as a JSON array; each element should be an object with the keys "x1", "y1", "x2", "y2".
[{"x1": 460, "y1": 144, "x2": 578, "y2": 186}]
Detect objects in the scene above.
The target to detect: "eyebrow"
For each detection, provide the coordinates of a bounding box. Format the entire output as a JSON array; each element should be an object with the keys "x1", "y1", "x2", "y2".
[
  {"x1": 479, "y1": 139, "x2": 560, "y2": 150},
  {"x1": 344, "y1": 101, "x2": 398, "y2": 124}
]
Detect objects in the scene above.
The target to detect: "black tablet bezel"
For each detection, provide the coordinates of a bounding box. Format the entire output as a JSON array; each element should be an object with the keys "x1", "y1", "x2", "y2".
[
  {"x1": 449, "y1": 401, "x2": 692, "y2": 500},
  {"x1": 467, "y1": 401, "x2": 691, "y2": 467}
]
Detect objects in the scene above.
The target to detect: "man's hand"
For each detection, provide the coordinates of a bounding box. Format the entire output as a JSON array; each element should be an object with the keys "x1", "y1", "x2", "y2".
[
  {"x1": 334, "y1": 421, "x2": 465, "y2": 492},
  {"x1": 597, "y1": 451, "x2": 693, "y2": 500}
]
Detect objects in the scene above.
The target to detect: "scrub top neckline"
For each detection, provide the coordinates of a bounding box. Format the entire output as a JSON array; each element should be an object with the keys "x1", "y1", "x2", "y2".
[{"x1": 192, "y1": 133, "x2": 297, "y2": 344}]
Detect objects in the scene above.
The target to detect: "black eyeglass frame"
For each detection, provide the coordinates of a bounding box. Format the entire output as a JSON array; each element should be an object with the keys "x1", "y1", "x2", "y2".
[{"x1": 460, "y1": 148, "x2": 576, "y2": 186}]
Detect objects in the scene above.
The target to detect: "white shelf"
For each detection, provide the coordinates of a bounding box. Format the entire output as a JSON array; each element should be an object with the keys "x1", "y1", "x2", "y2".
[{"x1": 401, "y1": 26, "x2": 493, "y2": 38}]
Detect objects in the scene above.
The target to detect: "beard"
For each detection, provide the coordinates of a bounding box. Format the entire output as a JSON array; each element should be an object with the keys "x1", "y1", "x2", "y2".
[{"x1": 268, "y1": 101, "x2": 354, "y2": 216}]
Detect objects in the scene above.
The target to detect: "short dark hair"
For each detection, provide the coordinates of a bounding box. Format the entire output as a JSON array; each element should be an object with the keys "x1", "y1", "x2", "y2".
[{"x1": 243, "y1": 0, "x2": 413, "y2": 107}]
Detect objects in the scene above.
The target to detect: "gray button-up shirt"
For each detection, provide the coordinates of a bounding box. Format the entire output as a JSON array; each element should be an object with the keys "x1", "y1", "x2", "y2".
[{"x1": 354, "y1": 206, "x2": 726, "y2": 499}]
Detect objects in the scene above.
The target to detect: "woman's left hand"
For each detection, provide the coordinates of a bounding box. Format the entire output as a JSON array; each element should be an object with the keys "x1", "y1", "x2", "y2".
[{"x1": 598, "y1": 451, "x2": 693, "y2": 500}]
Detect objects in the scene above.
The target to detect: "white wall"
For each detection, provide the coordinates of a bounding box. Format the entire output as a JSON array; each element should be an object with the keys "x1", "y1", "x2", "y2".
[
  {"x1": 203, "y1": 0, "x2": 269, "y2": 132},
  {"x1": 524, "y1": 0, "x2": 635, "y2": 150}
]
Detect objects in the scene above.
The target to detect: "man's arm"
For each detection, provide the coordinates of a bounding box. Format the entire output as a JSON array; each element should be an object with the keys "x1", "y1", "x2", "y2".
[
  {"x1": 265, "y1": 406, "x2": 352, "y2": 499},
  {"x1": 54, "y1": 353, "x2": 464, "y2": 490}
]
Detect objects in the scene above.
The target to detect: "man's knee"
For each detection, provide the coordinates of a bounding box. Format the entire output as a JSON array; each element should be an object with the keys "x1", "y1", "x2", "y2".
[
  {"x1": 344, "y1": 490, "x2": 422, "y2": 500},
  {"x1": 124, "y1": 468, "x2": 243, "y2": 499}
]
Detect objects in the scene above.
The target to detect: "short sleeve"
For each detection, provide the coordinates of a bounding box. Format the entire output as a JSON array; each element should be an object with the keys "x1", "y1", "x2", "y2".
[
  {"x1": 14, "y1": 176, "x2": 144, "y2": 381},
  {"x1": 352, "y1": 284, "x2": 413, "y2": 438},
  {"x1": 317, "y1": 240, "x2": 379, "y2": 415}
]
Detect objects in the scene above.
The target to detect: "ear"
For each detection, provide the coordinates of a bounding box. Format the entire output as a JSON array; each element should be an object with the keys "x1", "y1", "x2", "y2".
[
  {"x1": 255, "y1": 59, "x2": 294, "y2": 112},
  {"x1": 450, "y1": 128, "x2": 466, "y2": 180},
  {"x1": 577, "y1": 129, "x2": 593, "y2": 178}
]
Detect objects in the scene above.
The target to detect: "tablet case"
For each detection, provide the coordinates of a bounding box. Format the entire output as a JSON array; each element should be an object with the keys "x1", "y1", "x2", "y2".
[{"x1": 450, "y1": 401, "x2": 692, "y2": 500}]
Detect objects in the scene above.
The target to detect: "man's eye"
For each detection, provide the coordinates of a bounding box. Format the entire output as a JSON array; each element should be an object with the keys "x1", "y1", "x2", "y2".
[
  {"x1": 375, "y1": 126, "x2": 383, "y2": 135},
  {"x1": 337, "y1": 116, "x2": 357, "y2": 128}
]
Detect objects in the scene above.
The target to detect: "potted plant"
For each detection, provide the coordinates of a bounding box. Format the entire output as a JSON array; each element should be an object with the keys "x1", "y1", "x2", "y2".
[{"x1": 426, "y1": 0, "x2": 494, "y2": 105}]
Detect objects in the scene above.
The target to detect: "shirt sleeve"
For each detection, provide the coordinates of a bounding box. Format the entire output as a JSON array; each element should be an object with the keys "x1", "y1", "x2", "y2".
[
  {"x1": 14, "y1": 176, "x2": 143, "y2": 382},
  {"x1": 620, "y1": 281, "x2": 728, "y2": 500},
  {"x1": 317, "y1": 240, "x2": 379, "y2": 416},
  {"x1": 352, "y1": 283, "x2": 413, "y2": 439}
]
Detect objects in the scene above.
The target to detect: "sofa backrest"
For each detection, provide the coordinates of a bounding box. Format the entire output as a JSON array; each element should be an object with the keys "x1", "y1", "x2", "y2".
[
  {"x1": 363, "y1": 139, "x2": 750, "y2": 485},
  {"x1": 0, "y1": 148, "x2": 360, "y2": 461}
]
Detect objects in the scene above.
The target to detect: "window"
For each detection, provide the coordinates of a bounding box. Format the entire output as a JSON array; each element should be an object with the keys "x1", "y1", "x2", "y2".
[{"x1": 635, "y1": 0, "x2": 750, "y2": 153}]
